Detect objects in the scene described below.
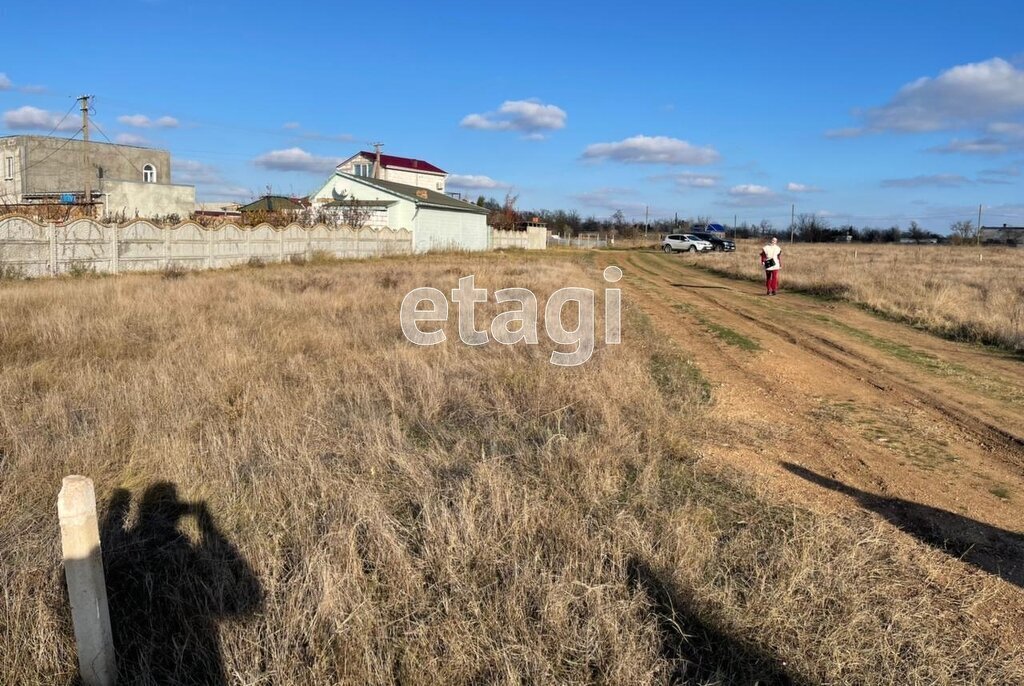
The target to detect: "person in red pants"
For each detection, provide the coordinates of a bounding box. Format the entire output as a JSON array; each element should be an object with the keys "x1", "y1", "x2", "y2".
[{"x1": 760, "y1": 236, "x2": 782, "y2": 295}]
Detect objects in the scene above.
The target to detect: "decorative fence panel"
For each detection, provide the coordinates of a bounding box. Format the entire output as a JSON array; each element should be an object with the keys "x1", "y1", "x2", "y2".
[{"x1": 0, "y1": 217, "x2": 413, "y2": 277}]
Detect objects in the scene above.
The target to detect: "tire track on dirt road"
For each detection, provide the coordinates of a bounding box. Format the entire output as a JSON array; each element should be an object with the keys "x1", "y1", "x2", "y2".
[{"x1": 602, "y1": 251, "x2": 1024, "y2": 563}]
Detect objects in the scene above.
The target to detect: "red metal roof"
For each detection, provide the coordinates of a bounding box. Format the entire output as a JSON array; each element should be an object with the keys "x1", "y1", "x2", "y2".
[{"x1": 356, "y1": 151, "x2": 446, "y2": 175}]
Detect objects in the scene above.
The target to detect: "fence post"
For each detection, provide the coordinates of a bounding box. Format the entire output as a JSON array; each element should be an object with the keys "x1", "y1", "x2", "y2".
[
  {"x1": 58, "y1": 476, "x2": 116, "y2": 686},
  {"x1": 48, "y1": 222, "x2": 57, "y2": 275},
  {"x1": 164, "y1": 226, "x2": 172, "y2": 268},
  {"x1": 279, "y1": 228, "x2": 285, "y2": 263},
  {"x1": 207, "y1": 227, "x2": 214, "y2": 269},
  {"x1": 110, "y1": 224, "x2": 119, "y2": 275}
]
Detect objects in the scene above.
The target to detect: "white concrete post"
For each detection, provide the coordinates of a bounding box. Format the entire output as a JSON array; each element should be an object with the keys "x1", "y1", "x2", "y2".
[
  {"x1": 58, "y1": 476, "x2": 116, "y2": 686},
  {"x1": 110, "y1": 225, "x2": 119, "y2": 275},
  {"x1": 164, "y1": 227, "x2": 172, "y2": 268},
  {"x1": 48, "y1": 222, "x2": 57, "y2": 275},
  {"x1": 206, "y1": 227, "x2": 213, "y2": 269}
]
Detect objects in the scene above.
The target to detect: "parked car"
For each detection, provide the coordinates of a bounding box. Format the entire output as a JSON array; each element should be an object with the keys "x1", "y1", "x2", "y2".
[
  {"x1": 691, "y1": 231, "x2": 736, "y2": 252},
  {"x1": 661, "y1": 234, "x2": 714, "y2": 253}
]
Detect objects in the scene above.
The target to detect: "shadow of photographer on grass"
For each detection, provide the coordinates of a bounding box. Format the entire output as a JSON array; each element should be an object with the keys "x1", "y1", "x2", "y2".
[
  {"x1": 97, "y1": 482, "x2": 264, "y2": 685},
  {"x1": 783, "y1": 463, "x2": 1024, "y2": 588}
]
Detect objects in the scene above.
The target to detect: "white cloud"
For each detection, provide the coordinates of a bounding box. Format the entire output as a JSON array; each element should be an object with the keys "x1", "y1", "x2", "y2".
[
  {"x1": 282, "y1": 122, "x2": 301, "y2": 130},
  {"x1": 448, "y1": 174, "x2": 508, "y2": 190},
  {"x1": 722, "y1": 184, "x2": 785, "y2": 207},
  {"x1": 836, "y1": 58, "x2": 1024, "y2": 135},
  {"x1": 729, "y1": 184, "x2": 773, "y2": 196},
  {"x1": 583, "y1": 135, "x2": 720, "y2": 165},
  {"x1": 880, "y1": 174, "x2": 971, "y2": 188},
  {"x1": 571, "y1": 187, "x2": 648, "y2": 215},
  {"x1": 117, "y1": 114, "x2": 179, "y2": 129},
  {"x1": 786, "y1": 182, "x2": 822, "y2": 192},
  {"x1": 987, "y1": 121, "x2": 1024, "y2": 137},
  {"x1": 0, "y1": 73, "x2": 11, "y2": 90},
  {"x1": 253, "y1": 147, "x2": 341, "y2": 173},
  {"x1": 979, "y1": 163, "x2": 1020, "y2": 178},
  {"x1": 3, "y1": 105, "x2": 80, "y2": 132},
  {"x1": 115, "y1": 133, "x2": 149, "y2": 146},
  {"x1": 669, "y1": 172, "x2": 718, "y2": 188},
  {"x1": 929, "y1": 137, "x2": 1009, "y2": 155},
  {"x1": 460, "y1": 99, "x2": 567, "y2": 137},
  {"x1": 824, "y1": 127, "x2": 865, "y2": 139},
  {"x1": 174, "y1": 160, "x2": 252, "y2": 201}
]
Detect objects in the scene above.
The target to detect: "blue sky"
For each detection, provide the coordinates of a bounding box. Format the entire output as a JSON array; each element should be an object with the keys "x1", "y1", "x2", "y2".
[{"x1": 1, "y1": 0, "x2": 1022, "y2": 230}]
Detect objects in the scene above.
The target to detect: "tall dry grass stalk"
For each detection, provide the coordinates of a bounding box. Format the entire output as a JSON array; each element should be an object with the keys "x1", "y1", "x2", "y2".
[
  {"x1": 696, "y1": 242, "x2": 1024, "y2": 351},
  {"x1": 0, "y1": 254, "x2": 1020, "y2": 684}
]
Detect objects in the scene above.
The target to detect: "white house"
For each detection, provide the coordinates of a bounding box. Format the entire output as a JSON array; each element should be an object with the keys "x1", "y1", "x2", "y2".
[
  {"x1": 312, "y1": 172, "x2": 489, "y2": 252},
  {"x1": 335, "y1": 151, "x2": 448, "y2": 193}
]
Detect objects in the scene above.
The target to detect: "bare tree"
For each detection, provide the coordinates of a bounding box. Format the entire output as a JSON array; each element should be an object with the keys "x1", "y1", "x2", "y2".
[
  {"x1": 950, "y1": 219, "x2": 976, "y2": 243},
  {"x1": 335, "y1": 192, "x2": 373, "y2": 229},
  {"x1": 908, "y1": 220, "x2": 927, "y2": 244},
  {"x1": 490, "y1": 193, "x2": 519, "y2": 232}
]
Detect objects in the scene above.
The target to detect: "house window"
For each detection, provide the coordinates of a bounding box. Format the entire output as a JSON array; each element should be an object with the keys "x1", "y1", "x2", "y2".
[
  {"x1": 143, "y1": 164, "x2": 156, "y2": 183},
  {"x1": 4, "y1": 156, "x2": 13, "y2": 180},
  {"x1": 354, "y1": 163, "x2": 371, "y2": 177}
]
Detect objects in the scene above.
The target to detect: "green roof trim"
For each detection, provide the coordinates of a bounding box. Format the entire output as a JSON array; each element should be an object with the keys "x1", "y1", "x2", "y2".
[{"x1": 338, "y1": 173, "x2": 489, "y2": 214}]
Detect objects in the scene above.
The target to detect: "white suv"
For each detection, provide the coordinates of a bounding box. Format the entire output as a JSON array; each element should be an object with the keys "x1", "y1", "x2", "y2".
[{"x1": 662, "y1": 234, "x2": 713, "y2": 253}]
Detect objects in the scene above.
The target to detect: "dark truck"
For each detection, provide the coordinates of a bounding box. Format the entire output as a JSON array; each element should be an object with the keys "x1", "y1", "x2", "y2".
[{"x1": 691, "y1": 224, "x2": 736, "y2": 252}]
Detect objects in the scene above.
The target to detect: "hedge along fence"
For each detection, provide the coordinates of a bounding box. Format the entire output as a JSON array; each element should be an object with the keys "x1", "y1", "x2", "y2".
[{"x1": 0, "y1": 217, "x2": 413, "y2": 277}]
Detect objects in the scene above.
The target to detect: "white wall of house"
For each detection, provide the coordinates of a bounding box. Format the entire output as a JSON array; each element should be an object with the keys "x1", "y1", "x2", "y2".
[
  {"x1": 414, "y1": 207, "x2": 487, "y2": 252},
  {"x1": 335, "y1": 154, "x2": 446, "y2": 192},
  {"x1": 313, "y1": 175, "x2": 415, "y2": 229},
  {"x1": 385, "y1": 168, "x2": 446, "y2": 193},
  {"x1": 103, "y1": 180, "x2": 196, "y2": 219},
  {"x1": 0, "y1": 140, "x2": 22, "y2": 205},
  {"x1": 312, "y1": 174, "x2": 486, "y2": 252}
]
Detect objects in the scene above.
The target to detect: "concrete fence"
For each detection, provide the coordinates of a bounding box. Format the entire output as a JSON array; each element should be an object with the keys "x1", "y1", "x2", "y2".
[
  {"x1": 0, "y1": 216, "x2": 413, "y2": 277},
  {"x1": 490, "y1": 225, "x2": 547, "y2": 250}
]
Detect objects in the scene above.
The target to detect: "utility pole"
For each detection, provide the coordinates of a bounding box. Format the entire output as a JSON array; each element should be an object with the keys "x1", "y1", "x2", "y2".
[
  {"x1": 370, "y1": 141, "x2": 384, "y2": 179},
  {"x1": 976, "y1": 203, "x2": 983, "y2": 246},
  {"x1": 79, "y1": 95, "x2": 92, "y2": 213},
  {"x1": 645, "y1": 205, "x2": 649, "y2": 236},
  {"x1": 790, "y1": 203, "x2": 795, "y2": 243}
]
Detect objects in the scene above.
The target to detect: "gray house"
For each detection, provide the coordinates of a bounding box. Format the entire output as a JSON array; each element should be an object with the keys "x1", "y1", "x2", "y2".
[
  {"x1": 980, "y1": 225, "x2": 1024, "y2": 246},
  {"x1": 0, "y1": 135, "x2": 195, "y2": 219}
]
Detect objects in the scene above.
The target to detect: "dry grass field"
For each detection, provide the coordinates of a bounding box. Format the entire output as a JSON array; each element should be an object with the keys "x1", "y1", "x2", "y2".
[
  {"x1": 694, "y1": 241, "x2": 1024, "y2": 351},
  {"x1": 1, "y1": 254, "x2": 1022, "y2": 684}
]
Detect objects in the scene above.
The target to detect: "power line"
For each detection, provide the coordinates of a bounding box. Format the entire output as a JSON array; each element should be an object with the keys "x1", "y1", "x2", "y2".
[
  {"x1": 89, "y1": 119, "x2": 147, "y2": 175},
  {"x1": 39, "y1": 99, "x2": 79, "y2": 139},
  {"x1": 18, "y1": 127, "x2": 85, "y2": 174}
]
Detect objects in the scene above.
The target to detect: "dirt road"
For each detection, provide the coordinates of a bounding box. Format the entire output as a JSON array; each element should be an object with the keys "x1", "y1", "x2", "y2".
[{"x1": 602, "y1": 250, "x2": 1024, "y2": 598}]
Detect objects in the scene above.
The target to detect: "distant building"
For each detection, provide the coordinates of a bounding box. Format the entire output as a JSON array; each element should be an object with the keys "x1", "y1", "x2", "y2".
[
  {"x1": 980, "y1": 225, "x2": 1024, "y2": 246},
  {"x1": 0, "y1": 135, "x2": 195, "y2": 218},
  {"x1": 335, "y1": 151, "x2": 448, "y2": 194},
  {"x1": 312, "y1": 172, "x2": 488, "y2": 252},
  {"x1": 193, "y1": 201, "x2": 242, "y2": 219},
  {"x1": 514, "y1": 217, "x2": 547, "y2": 232},
  {"x1": 238, "y1": 195, "x2": 305, "y2": 214}
]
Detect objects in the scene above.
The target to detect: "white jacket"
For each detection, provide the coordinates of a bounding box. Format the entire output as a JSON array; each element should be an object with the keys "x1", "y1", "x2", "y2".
[{"x1": 761, "y1": 244, "x2": 781, "y2": 271}]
